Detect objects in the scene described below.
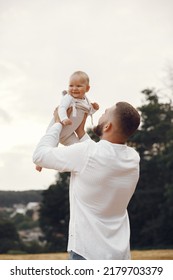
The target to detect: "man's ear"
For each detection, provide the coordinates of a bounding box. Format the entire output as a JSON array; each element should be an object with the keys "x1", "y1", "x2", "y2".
[{"x1": 103, "y1": 122, "x2": 112, "y2": 132}]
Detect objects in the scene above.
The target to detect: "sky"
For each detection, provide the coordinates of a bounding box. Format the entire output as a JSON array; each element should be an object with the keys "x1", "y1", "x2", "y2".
[{"x1": 0, "y1": 0, "x2": 173, "y2": 191}]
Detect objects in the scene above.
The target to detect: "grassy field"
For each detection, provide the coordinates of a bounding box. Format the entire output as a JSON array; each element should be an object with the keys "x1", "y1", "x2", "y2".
[{"x1": 0, "y1": 250, "x2": 173, "y2": 260}]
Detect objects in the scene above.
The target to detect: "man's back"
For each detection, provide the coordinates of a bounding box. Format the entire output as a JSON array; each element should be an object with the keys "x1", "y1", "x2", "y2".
[
  {"x1": 68, "y1": 139, "x2": 140, "y2": 259},
  {"x1": 33, "y1": 101, "x2": 141, "y2": 260}
]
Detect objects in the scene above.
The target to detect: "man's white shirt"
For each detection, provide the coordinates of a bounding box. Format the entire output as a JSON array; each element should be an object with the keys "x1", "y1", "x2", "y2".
[{"x1": 33, "y1": 123, "x2": 140, "y2": 260}]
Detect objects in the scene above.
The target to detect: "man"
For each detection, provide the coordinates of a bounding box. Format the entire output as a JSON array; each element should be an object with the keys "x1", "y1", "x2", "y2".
[{"x1": 33, "y1": 102, "x2": 140, "y2": 260}]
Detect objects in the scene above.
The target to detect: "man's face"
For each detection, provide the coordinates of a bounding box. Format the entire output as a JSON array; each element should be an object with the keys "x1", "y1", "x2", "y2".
[{"x1": 93, "y1": 105, "x2": 115, "y2": 137}]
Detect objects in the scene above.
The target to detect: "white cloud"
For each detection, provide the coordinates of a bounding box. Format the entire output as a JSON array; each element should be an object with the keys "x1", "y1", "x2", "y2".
[
  {"x1": 0, "y1": 108, "x2": 12, "y2": 123},
  {"x1": 0, "y1": 0, "x2": 173, "y2": 190},
  {"x1": 0, "y1": 145, "x2": 57, "y2": 191}
]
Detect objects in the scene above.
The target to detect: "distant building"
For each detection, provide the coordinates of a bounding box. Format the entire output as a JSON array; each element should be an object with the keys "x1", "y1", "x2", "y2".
[
  {"x1": 10, "y1": 202, "x2": 40, "y2": 220},
  {"x1": 10, "y1": 204, "x2": 26, "y2": 217},
  {"x1": 18, "y1": 227, "x2": 45, "y2": 244}
]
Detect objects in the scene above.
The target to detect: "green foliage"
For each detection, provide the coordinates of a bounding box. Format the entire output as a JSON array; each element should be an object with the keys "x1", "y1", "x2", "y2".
[
  {"x1": 11, "y1": 213, "x2": 39, "y2": 230},
  {"x1": 0, "y1": 218, "x2": 42, "y2": 254},
  {"x1": 128, "y1": 88, "x2": 173, "y2": 249},
  {"x1": 0, "y1": 220, "x2": 21, "y2": 253},
  {"x1": 20, "y1": 241, "x2": 45, "y2": 254},
  {"x1": 39, "y1": 173, "x2": 70, "y2": 252}
]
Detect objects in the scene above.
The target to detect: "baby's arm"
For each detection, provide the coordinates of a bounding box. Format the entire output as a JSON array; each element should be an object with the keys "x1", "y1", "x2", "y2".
[
  {"x1": 91, "y1": 102, "x2": 99, "y2": 111},
  {"x1": 89, "y1": 102, "x2": 99, "y2": 115},
  {"x1": 58, "y1": 94, "x2": 73, "y2": 125}
]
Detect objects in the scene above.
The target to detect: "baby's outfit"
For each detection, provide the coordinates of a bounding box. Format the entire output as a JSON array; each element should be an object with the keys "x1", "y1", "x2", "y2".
[{"x1": 48, "y1": 92, "x2": 97, "y2": 146}]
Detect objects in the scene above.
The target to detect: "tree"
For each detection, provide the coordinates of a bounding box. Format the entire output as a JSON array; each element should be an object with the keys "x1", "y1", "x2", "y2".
[
  {"x1": 39, "y1": 172, "x2": 70, "y2": 252},
  {"x1": 128, "y1": 88, "x2": 173, "y2": 248},
  {"x1": 0, "y1": 220, "x2": 20, "y2": 253}
]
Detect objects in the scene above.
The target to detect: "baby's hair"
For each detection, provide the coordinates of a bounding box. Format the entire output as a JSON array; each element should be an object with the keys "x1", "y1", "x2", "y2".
[{"x1": 70, "y1": 71, "x2": 90, "y2": 84}]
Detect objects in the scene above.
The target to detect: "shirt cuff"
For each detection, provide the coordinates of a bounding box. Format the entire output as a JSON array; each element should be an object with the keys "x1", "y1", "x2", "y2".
[{"x1": 51, "y1": 122, "x2": 63, "y2": 130}]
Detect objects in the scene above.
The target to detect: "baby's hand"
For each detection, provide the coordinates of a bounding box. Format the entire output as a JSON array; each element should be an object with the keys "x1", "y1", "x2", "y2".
[
  {"x1": 35, "y1": 165, "x2": 42, "y2": 172},
  {"x1": 62, "y1": 118, "x2": 72, "y2": 126},
  {"x1": 91, "y1": 102, "x2": 99, "y2": 110}
]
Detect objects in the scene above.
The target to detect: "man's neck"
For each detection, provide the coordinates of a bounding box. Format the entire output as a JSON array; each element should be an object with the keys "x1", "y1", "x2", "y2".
[{"x1": 101, "y1": 135, "x2": 125, "y2": 144}]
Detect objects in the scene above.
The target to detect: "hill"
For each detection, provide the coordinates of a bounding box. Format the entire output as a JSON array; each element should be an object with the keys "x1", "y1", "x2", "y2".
[{"x1": 0, "y1": 190, "x2": 43, "y2": 207}]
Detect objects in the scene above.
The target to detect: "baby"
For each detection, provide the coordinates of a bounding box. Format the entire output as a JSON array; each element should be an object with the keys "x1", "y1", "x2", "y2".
[
  {"x1": 36, "y1": 71, "x2": 99, "y2": 172},
  {"x1": 58, "y1": 71, "x2": 99, "y2": 125}
]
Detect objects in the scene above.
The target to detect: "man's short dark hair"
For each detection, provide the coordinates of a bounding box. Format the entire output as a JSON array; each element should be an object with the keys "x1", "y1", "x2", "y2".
[{"x1": 115, "y1": 102, "x2": 140, "y2": 138}]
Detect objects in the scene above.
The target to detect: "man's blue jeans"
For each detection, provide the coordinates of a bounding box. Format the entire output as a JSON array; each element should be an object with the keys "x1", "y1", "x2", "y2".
[{"x1": 68, "y1": 251, "x2": 86, "y2": 260}]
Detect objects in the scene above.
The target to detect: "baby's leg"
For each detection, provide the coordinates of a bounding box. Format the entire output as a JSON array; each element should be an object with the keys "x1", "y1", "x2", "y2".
[{"x1": 60, "y1": 110, "x2": 84, "y2": 145}]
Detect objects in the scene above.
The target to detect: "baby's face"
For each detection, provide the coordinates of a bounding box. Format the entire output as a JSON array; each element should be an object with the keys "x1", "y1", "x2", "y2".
[{"x1": 68, "y1": 75, "x2": 90, "y2": 99}]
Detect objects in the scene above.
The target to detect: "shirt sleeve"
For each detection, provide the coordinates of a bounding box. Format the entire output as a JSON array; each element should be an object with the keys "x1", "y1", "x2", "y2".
[
  {"x1": 33, "y1": 122, "x2": 91, "y2": 172},
  {"x1": 58, "y1": 94, "x2": 73, "y2": 122}
]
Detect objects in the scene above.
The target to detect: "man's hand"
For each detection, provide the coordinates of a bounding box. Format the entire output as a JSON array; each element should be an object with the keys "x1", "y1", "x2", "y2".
[
  {"x1": 53, "y1": 107, "x2": 72, "y2": 123},
  {"x1": 53, "y1": 107, "x2": 61, "y2": 123},
  {"x1": 75, "y1": 113, "x2": 88, "y2": 139}
]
